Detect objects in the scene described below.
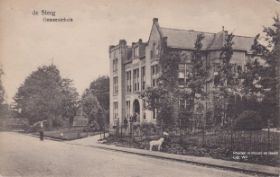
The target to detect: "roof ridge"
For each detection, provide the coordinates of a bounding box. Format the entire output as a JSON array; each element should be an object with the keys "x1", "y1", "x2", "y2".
[
  {"x1": 160, "y1": 27, "x2": 216, "y2": 35},
  {"x1": 161, "y1": 27, "x2": 255, "y2": 39}
]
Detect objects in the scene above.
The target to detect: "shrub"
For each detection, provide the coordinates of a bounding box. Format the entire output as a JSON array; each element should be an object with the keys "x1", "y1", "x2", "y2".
[
  {"x1": 233, "y1": 110, "x2": 263, "y2": 130},
  {"x1": 140, "y1": 122, "x2": 158, "y2": 136}
]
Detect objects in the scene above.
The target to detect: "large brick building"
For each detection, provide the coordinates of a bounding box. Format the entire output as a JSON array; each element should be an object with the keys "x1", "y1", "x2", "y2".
[{"x1": 109, "y1": 18, "x2": 256, "y2": 129}]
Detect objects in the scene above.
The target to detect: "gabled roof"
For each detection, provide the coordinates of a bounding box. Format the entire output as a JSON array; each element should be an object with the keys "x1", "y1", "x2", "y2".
[
  {"x1": 232, "y1": 36, "x2": 255, "y2": 52},
  {"x1": 160, "y1": 27, "x2": 216, "y2": 50},
  {"x1": 160, "y1": 27, "x2": 255, "y2": 52}
]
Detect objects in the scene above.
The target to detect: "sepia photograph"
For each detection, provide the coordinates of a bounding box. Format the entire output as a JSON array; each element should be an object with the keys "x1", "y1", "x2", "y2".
[{"x1": 0, "y1": 0, "x2": 279, "y2": 176}]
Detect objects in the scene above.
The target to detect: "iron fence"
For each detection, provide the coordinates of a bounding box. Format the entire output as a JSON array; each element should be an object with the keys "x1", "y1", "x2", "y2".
[{"x1": 111, "y1": 122, "x2": 280, "y2": 156}]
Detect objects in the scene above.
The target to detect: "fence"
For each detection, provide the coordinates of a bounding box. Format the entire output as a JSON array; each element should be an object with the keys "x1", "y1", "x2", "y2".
[
  {"x1": 203, "y1": 130, "x2": 279, "y2": 153},
  {"x1": 111, "y1": 122, "x2": 280, "y2": 155}
]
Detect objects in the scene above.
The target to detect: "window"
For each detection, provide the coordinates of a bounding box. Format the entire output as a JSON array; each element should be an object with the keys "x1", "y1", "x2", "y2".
[
  {"x1": 155, "y1": 45, "x2": 159, "y2": 56},
  {"x1": 133, "y1": 69, "x2": 140, "y2": 92},
  {"x1": 178, "y1": 64, "x2": 185, "y2": 78},
  {"x1": 141, "y1": 66, "x2": 145, "y2": 90},
  {"x1": 214, "y1": 63, "x2": 221, "y2": 72},
  {"x1": 113, "y1": 59, "x2": 118, "y2": 72},
  {"x1": 143, "y1": 101, "x2": 146, "y2": 119},
  {"x1": 113, "y1": 76, "x2": 118, "y2": 95},
  {"x1": 152, "y1": 79, "x2": 157, "y2": 87},
  {"x1": 150, "y1": 42, "x2": 160, "y2": 58},
  {"x1": 178, "y1": 63, "x2": 193, "y2": 86},
  {"x1": 113, "y1": 102, "x2": 118, "y2": 120},
  {"x1": 231, "y1": 64, "x2": 242, "y2": 73},
  {"x1": 185, "y1": 64, "x2": 192, "y2": 79},
  {"x1": 126, "y1": 71, "x2": 131, "y2": 93},
  {"x1": 179, "y1": 98, "x2": 191, "y2": 111},
  {"x1": 152, "y1": 43, "x2": 158, "y2": 58},
  {"x1": 230, "y1": 64, "x2": 242, "y2": 85},
  {"x1": 126, "y1": 101, "x2": 130, "y2": 118},
  {"x1": 213, "y1": 63, "x2": 221, "y2": 87},
  {"x1": 151, "y1": 64, "x2": 159, "y2": 87},
  {"x1": 178, "y1": 64, "x2": 185, "y2": 85},
  {"x1": 179, "y1": 98, "x2": 186, "y2": 109},
  {"x1": 153, "y1": 108, "x2": 157, "y2": 119},
  {"x1": 151, "y1": 64, "x2": 159, "y2": 75},
  {"x1": 134, "y1": 46, "x2": 139, "y2": 58}
]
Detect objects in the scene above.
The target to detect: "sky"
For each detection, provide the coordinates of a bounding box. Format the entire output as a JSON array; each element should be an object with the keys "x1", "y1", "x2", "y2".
[{"x1": 0, "y1": 0, "x2": 279, "y2": 103}]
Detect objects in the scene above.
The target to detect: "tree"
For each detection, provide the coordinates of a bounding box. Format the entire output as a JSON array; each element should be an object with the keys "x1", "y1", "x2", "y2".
[
  {"x1": 0, "y1": 67, "x2": 9, "y2": 120},
  {"x1": 60, "y1": 78, "x2": 80, "y2": 126},
  {"x1": 140, "y1": 86, "x2": 173, "y2": 126},
  {"x1": 140, "y1": 39, "x2": 180, "y2": 127},
  {"x1": 187, "y1": 33, "x2": 209, "y2": 132},
  {"x1": 262, "y1": 15, "x2": 280, "y2": 127},
  {"x1": 233, "y1": 110, "x2": 263, "y2": 131},
  {"x1": 14, "y1": 65, "x2": 79, "y2": 128},
  {"x1": 213, "y1": 32, "x2": 237, "y2": 127},
  {"x1": 241, "y1": 15, "x2": 280, "y2": 127},
  {"x1": 140, "y1": 34, "x2": 209, "y2": 129},
  {"x1": 88, "y1": 76, "x2": 109, "y2": 110},
  {"x1": 82, "y1": 76, "x2": 109, "y2": 128},
  {"x1": 157, "y1": 47, "x2": 181, "y2": 126},
  {"x1": 81, "y1": 90, "x2": 103, "y2": 130},
  {"x1": 0, "y1": 67, "x2": 5, "y2": 104}
]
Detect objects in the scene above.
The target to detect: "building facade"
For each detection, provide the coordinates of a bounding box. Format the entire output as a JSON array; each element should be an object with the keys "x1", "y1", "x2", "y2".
[{"x1": 109, "y1": 18, "x2": 257, "y2": 130}]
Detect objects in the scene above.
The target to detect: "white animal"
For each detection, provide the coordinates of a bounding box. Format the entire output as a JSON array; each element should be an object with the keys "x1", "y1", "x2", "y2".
[{"x1": 149, "y1": 137, "x2": 165, "y2": 151}]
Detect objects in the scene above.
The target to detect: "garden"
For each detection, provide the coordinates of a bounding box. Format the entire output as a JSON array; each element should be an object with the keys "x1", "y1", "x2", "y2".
[{"x1": 105, "y1": 124, "x2": 279, "y2": 166}]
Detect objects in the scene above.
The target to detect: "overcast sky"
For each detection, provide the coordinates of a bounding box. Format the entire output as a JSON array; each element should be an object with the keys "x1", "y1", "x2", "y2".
[{"x1": 0, "y1": 0, "x2": 279, "y2": 103}]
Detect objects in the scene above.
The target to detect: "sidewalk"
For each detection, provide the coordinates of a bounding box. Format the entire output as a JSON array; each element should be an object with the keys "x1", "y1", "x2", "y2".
[{"x1": 69, "y1": 135, "x2": 279, "y2": 176}]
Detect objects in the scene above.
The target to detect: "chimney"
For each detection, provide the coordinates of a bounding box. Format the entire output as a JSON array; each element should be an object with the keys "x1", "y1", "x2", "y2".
[
  {"x1": 153, "y1": 18, "x2": 158, "y2": 23},
  {"x1": 109, "y1": 45, "x2": 115, "y2": 52},
  {"x1": 109, "y1": 45, "x2": 115, "y2": 49},
  {"x1": 222, "y1": 26, "x2": 224, "y2": 31},
  {"x1": 138, "y1": 38, "x2": 142, "y2": 43},
  {"x1": 119, "y1": 39, "x2": 127, "y2": 46}
]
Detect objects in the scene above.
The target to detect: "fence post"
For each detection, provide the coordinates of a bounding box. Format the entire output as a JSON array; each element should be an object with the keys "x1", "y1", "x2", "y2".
[
  {"x1": 160, "y1": 119, "x2": 163, "y2": 135},
  {"x1": 230, "y1": 129, "x2": 233, "y2": 151},
  {"x1": 120, "y1": 122, "x2": 123, "y2": 139},
  {"x1": 131, "y1": 123, "x2": 134, "y2": 141},
  {"x1": 268, "y1": 120, "x2": 270, "y2": 155},
  {"x1": 249, "y1": 131, "x2": 252, "y2": 155},
  {"x1": 103, "y1": 124, "x2": 106, "y2": 139},
  {"x1": 129, "y1": 122, "x2": 132, "y2": 138},
  {"x1": 202, "y1": 118, "x2": 205, "y2": 146}
]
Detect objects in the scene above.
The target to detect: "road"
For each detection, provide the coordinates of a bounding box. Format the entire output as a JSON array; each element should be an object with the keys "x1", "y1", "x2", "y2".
[{"x1": 0, "y1": 132, "x2": 258, "y2": 177}]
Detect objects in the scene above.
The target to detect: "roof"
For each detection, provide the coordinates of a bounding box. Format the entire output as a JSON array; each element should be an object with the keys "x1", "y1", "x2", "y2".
[
  {"x1": 232, "y1": 36, "x2": 255, "y2": 52},
  {"x1": 160, "y1": 27, "x2": 255, "y2": 52}
]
